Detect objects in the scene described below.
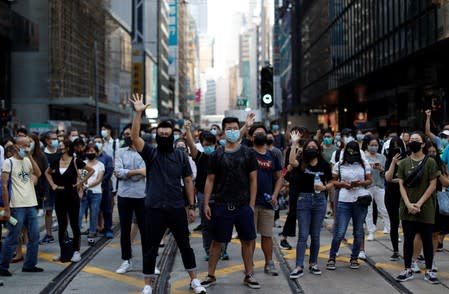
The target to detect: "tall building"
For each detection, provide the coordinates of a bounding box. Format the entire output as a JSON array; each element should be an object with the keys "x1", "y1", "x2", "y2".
[
  {"x1": 189, "y1": 0, "x2": 208, "y2": 35},
  {"x1": 296, "y1": 0, "x2": 449, "y2": 131},
  {"x1": 9, "y1": 0, "x2": 128, "y2": 132},
  {"x1": 0, "y1": 0, "x2": 12, "y2": 131},
  {"x1": 205, "y1": 79, "x2": 216, "y2": 115}
]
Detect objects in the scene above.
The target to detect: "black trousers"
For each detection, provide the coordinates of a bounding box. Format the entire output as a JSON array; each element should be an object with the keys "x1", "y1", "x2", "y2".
[
  {"x1": 385, "y1": 185, "x2": 400, "y2": 252},
  {"x1": 142, "y1": 207, "x2": 196, "y2": 276},
  {"x1": 281, "y1": 187, "x2": 299, "y2": 237},
  {"x1": 55, "y1": 189, "x2": 81, "y2": 251},
  {"x1": 117, "y1": 196, "x2": 146, "y2": 260},
  {"x1": 402, "y1": 220, "x2": 434, "y2": 269}
]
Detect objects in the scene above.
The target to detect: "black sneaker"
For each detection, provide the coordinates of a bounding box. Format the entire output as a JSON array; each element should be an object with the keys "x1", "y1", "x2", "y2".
[
  {"x1": 289, "y1": 267, "x2": 304, "y2": 279},
  {"x1": 390, "y1": 252, "x2": 400, "y2": 261},
  {"x1": 417, "y1": 254, "x2": 425, "y2": 263},
  {"x1": 395, "y1": 269, "x2": 414, "y2": 282},
  {"x1": 200, "y1": 275, "x2": 216, "y2": 288},
  {"x1": 436, "y1": 242, "x2": 443, "y2": 252},
  {"x1": 0, "y1": 269, "x2": 12, "y2": 277},
  {"x1": 193, "y1": 224, "x2": 203, "y2": 232},
  {"x1": 326, "y1": 259, "x2": 336, "y2": 270},
  {"x1": 424, "y1": 271, "x2": 440, "y2": 284},
  {"x1": 280, "y1": 239, "x2": 292, "y2": 250},
  {"x1": 309, "y1": 264, "x2": 322, "y2": 275},
  {"x1": 22, "y1": 267, "x2": 44, "y2": 273},
  {"x1": 39, "y1": 234, "x2": 55, "y2": 244},
  {"x1": 243, "y1": 274, "x2": 261, "y2": 289},
  {"x1": 349, "y1": 259, "x2": 360, "y2": 270}
]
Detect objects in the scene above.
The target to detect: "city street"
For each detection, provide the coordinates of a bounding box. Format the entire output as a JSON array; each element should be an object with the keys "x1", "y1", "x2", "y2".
[{"x1": 2, "y1": 209, "x2": 449, "y2": 293}]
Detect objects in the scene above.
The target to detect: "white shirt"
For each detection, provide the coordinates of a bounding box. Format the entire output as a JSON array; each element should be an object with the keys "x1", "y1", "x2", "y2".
[
  {"x1": 84, "y1": 160, "x2": 105, "y2": 194},
  {"x1": 2, "y1": 157, "x2": 37, "y2": 208},
  {"x1": 332, "y1": 161, "x2": 371, "y2": 203}
]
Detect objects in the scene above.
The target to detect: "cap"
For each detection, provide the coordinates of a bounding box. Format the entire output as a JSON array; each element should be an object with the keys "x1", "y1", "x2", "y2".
[{"x1": 440, "y1": 130, "x2": 449, "y2": 137}]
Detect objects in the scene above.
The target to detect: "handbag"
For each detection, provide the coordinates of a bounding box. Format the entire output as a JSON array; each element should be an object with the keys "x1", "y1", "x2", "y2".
[
  {"x1": 404, "y1": 156, "x2": 429, "y2": 188},
  {"x1": 357, "y1": 194, "x2": 372, "y2": 207},
  {"x1": 437, "y1": 191, "x2": 449, "y2": 216},
  {"x1": 60, "y1": 231, "x2": 74, "y2": 263}
]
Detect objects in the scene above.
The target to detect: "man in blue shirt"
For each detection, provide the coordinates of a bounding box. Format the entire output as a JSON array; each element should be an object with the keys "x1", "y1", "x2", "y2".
[{"x1": 129, "y1": 94, "x2": 206, "y2": 294}]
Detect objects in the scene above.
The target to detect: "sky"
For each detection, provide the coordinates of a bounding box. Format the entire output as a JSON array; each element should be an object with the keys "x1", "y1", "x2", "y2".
[{"x1": 207, "y1": 0, "x2": 252, "y2": 77}]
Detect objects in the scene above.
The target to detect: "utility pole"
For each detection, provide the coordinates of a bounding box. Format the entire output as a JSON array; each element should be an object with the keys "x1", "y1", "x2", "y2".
[{"x1": 94, "y1": 40, "x2": 100, "y2": 135}]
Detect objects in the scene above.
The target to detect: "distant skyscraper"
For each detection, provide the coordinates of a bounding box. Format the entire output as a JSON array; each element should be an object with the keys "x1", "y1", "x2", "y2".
[
  {"x1": 189, "y1": 0, "x2": 208, "y2": 35},
  {"x1": 205, "y1": 79, "x2": 216, "y2": 115}
]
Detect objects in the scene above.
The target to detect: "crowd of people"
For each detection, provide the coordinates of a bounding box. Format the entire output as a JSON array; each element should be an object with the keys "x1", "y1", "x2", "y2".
[{"x1": 0, "y1": 98, "x2": 448, "y2": 293}]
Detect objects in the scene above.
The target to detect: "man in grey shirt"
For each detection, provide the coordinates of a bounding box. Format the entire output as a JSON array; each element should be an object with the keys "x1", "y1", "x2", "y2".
[{"x1": 113, "y1": 124, "x2": 147, "y2": 274}]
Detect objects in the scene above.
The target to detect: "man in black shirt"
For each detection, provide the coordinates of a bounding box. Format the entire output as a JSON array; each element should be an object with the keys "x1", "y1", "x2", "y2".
[
  {"x1": 202, "y1": 117, "x2": 260, "y2": 289},
  {"x1": 129, "y1": 94, "x2": 206, "y2": 294}
]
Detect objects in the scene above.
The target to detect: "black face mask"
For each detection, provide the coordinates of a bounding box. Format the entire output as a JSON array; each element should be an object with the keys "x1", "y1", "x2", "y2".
[
  {"x1": 86, "y1": 153, "x2": 96, "y2": 160},
  {"x1": 124, "y1": 136, "x2": 132, "y2": 147},
  {"x1": 346, "y1": 154, "x2": 360, "y2": 164},
  {"x1": 253, "y1": 134, "x2": 267, "y2": 146},
  {"x1": 408, "y1": 141, "x2": 422, "y2": 153},
  {"x1": 266, "y1": 138, "x2": 274, "y2": 145},
  {"x1": 391, "y1": 147, "x2": 401, "y2": 156},
  {"x1": 156, "y1": 135, "x2": 174, "y2": 152},
  {"x1": 303, "y1": 149, "x2": 318, "y2": 159}
]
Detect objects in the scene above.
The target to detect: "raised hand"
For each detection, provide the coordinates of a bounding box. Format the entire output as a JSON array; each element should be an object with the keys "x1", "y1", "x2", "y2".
[
  {"x1": 184, "y1": 119, "x2": 192, "y2": 130},
  {"x1": 290, "y1": 130, "x2": 301, "y2": 144},
  {"x1": 246, "y1": 112, "x2": 256, "y2": 128},
  {"x1": 425, "y1": 109, "x2": 431, "y2": 117},
  {"x1": 129, "y1": 93, "x2": 151, "y2": 113}
]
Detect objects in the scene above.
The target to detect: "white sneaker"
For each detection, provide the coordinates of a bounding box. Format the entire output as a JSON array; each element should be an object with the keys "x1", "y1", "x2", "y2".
[
  {"x1": 358, "y1": 251, "x2": 367, "y2": 260},
  {"x1": 190, "y1": 278, "x2": 207, "y2": 294},
  {"x1": 367, "y1": 233, "x2": 375, "y2": 241},
  {"x1": 411, "y1": 260, "x2": 421, "y2": 273},
  {"x1": 141, "y1": 285, "x2": 152, "y2": 294},
  {"x1": 116, "y1": 260, "x2": 132, "y2": 274},
  {"x1": 155, "y1": 267, "x2": 161, "y2": 275},
  {"x1": 52, "y1": 255, "x2": 61, "y2": 261},
  {"x1": 383, "y1": 228, "x2": 390, "y2": 234},
  {"x1": 71, "y1": 251, "x2": 81, "y2": 263},
  {"x1": 37, "y1": 209, "x2": 44, "y2": 217}
]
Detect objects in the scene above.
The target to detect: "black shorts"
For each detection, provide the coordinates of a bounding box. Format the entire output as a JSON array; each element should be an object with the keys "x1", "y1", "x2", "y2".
[{"x1": 210, "y1": 204, "x2": 256, "y2": 243}]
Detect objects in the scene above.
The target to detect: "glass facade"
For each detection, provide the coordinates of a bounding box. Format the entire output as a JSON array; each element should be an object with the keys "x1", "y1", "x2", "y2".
[{"x1": 300, "y1": 0, "x2": 449, "y2": 104}]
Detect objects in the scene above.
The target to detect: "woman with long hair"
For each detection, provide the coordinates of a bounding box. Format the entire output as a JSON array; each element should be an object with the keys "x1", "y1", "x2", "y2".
[
  {"x1": 384, "y1": 136, "x2": 407, "y2": 261},
  {"x1": 289, "y1": 139, "x2": 333, "y2": 278},
  {"x1": 326, "y1": 141, "x2": 372, "y2": 270},
  {"x1": 395, "y1": 132, "x2": 440, "y2": 284},
  {"x1": 45, "y1": 138, "x2": 94, "y2": 262}
]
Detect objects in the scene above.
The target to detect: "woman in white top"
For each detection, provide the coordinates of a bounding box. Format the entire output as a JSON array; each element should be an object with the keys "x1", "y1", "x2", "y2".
[
  {"x1": 79, "y1": 143, "x2": 105, "y2": 243},
  {"x1": 326, "y1": 141, "x2": 372, "y2": 270}
]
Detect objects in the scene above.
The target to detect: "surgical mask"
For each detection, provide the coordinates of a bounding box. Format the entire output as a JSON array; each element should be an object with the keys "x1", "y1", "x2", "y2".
[
  {"x1": 219, "y1": 139, "x2": 226, "y2": 146},
  {"x1": 151, "y1": 143, "x2": 158, "y2": 149},
  {"x1": 151, "y1": 133, "x2": 156, "y2": 139},
  {"x1": 225, "y1": 130, "x2": 240, "y2": 143},
  {"x1": 95, "y1": 142, "x2": 103, "y2": 151},
  {"x1": 29, "y1": 142, "x2": 35, "y2": 152},
  {"x1": 335, "y1": 135, "x2": 341, "y2": 142},
  {"x1": 272, "y1": 124, "x2": 280, "y2": 131},
  {"x1": 203, "y1": 146, "x2": 215, "y2": 155},
  {"x1": 86, "y1": 153, "x2": 96, "y2": 160},
  {"x1": 367, "y1": 146, "x2": 378, "y2": 154},
  {"x1": 101, "y1": 130, "x2": 109, "y2": 138},
  {"x1": 344, "y1": 136, "x2": 354, "y2": 144},
  {"x1": 356, "y1": 134, "x2": 364, "y2": 141},
  {"x1": 174, "y1": 135, "x2": 180, "y2": 141},
  {"x1": 70, "y1": 136, "x2": 79, "y2": 142},
  {"x1": 210, "y1": 129, "x2": 218, "y2": 136},
  {"x1": 323, "y1": 138, "x2": 333, "y2": 145},
  {"x1": 50, "y1": 139, "x2": 59, "y2": 149},
  {"x1": 18, "y1": 148, "x2": 26, "y2": 158}
]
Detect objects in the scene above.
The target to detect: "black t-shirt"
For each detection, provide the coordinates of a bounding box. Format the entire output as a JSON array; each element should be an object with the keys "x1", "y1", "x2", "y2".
[
  {"x1": 207, "y1": 145, "x2": 258, "y2": 204},
  {"x1": 45, "y1": 150, "x2": 61, "y2": 167},
  {"x1": 49, "y1": 156, "x2": 86, "y2": 190},
  {"x1": 193, "y1": 151, "x2": 209, "y2": 193},
  {"x1": 296, "y1": 159, "x2": 332, "y2": 193}
]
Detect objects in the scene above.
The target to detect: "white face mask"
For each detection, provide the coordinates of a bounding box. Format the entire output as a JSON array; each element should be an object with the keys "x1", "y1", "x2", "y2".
[
  {"x1": 344, "y1": 136, "x2": 354, "y2": 144},
  {"x1": 101, "y1": 130, "x2": 109, "y2": 138}
]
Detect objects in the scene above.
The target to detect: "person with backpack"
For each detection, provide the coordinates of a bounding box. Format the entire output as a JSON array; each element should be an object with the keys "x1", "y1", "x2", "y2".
[
  {"x1": 129, "y1": 94, "x2": 206, "y2": 294},
  {"x1": 201, "y1": 117, "x2": 260, "y2": 289}
]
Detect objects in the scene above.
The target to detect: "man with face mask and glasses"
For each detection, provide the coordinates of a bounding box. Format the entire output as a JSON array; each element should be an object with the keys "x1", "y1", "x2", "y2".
[{"x1": 129, "y1": 94, "x2": 206, "y2": 294}]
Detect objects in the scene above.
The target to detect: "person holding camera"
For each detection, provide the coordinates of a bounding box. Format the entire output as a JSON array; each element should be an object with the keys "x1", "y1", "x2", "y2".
[{"x1": 395, "y1": 132, "x2": 440, "y2": 284}]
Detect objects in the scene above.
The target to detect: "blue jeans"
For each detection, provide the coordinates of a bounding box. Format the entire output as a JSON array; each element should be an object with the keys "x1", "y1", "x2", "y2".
[
  {"x1": 295, "y1": 192, "x2": 327, "y2": 267},
  {"x1": 329, "y1": 201, "x2": 368, "y2": 260},
  {"x1": 0, "y1": 207, "x2": 40, "y2": 270},
  {"x1": 79, "y1": 191, "x2": 102, "y2": 234}
]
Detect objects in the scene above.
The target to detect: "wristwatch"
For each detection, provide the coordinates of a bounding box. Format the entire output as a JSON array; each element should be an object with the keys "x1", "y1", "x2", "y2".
[{"x1": 188, "y1": 204, "x2": 196, "y2": 210}]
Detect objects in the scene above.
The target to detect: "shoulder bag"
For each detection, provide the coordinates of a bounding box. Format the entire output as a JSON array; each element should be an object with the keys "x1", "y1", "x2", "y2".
[{"x1": 437, "y1": 190, "x2": 449, "y2": 216}]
